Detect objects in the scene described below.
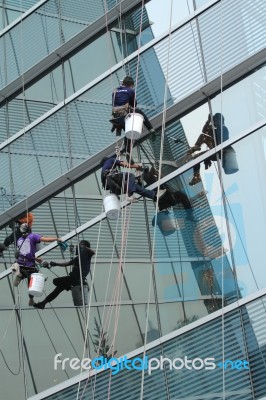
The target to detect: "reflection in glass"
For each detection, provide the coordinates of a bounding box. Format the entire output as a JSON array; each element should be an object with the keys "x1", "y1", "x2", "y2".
[
  {"x1": 146, "y1": 0, "x2": 194, "y2": 37},
  {"x1": 150, "y1": 126, "x2": 266, "y2": 300}
]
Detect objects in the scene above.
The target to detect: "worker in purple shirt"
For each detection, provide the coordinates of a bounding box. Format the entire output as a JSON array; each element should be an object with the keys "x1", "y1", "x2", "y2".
[{"x1": 13, "y1": 223, "x2": 61, "y2": 306}]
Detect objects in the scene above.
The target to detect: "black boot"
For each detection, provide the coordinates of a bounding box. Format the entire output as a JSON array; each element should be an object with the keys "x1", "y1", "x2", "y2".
[{"x1": 33, "y1": 301, "x2": 46, "y2": 310}]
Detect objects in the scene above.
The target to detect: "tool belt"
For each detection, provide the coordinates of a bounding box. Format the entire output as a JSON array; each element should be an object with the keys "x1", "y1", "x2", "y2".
[
  {"x1": 112, "y1": 103, "x2": 129, "y2": 118},
  {"x1": 19, "y1": 266, "x2": 38, "y2": 278}
]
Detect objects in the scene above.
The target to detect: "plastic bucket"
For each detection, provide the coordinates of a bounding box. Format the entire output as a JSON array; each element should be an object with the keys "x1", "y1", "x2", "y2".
[
  {"x1": 71, "y1": 284, "x2": 89, "y2": 306},
  {"x1": 103, "y1": 194, "x2": 120, "y2": 220},
  {"x1": 222, "y1": 147, "x2": 239, "y2": 174},
  {"x1": 152, "y1": 211, "x2": 177, "y2": 236},
  {"x1": 28, "y1": 273, "x2": 45, "y2": 297},
  {"x1": 125, "y1": 113, "x2": 144, "y2": 139}
]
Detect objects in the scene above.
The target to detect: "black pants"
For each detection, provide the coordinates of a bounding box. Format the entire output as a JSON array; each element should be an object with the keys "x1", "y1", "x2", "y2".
[
  {"x1": 41, "y1": 276, "x2": 79, "y2": 305},
  {"x1": 106, "y1": 173, "x2": 124, "y2": 195},
  {"x1": 193, "y1": 150, "x2": 219, "y2": 175}
]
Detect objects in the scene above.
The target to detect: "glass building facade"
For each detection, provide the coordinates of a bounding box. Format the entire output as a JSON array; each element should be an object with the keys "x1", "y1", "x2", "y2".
[{"x1": 0, "y1": 0, "x2": 265, "y2": 399}]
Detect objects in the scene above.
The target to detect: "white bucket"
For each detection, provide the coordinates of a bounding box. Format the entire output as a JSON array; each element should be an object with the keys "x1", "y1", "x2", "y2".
[
  {"x1": 28, "y1": 273, "x2": 45, "y2": 297},
  {"x1": 103, "y1": 194, "x2": 120, "y2": 220},
  {"x1": 71, "y1": 284, "x2": 89, "y2": 306},
  {"x1": 125, "y1": 113, "x2": 144, "y2": 139},
  {"x1": 152, "y1": 211, "x2": 177, "y2": 236},
  {"x1": 222, "y1": 147, "x2": 239, "y2": 174}
]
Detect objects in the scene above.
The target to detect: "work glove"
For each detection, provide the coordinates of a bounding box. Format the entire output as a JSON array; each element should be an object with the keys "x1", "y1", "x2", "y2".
[
  {"x1": 41, "y1": 261, "x2": 50, "y2": 269},
  {"x1": 50, "y1": 261, "x2": 57, "y2": 267}
]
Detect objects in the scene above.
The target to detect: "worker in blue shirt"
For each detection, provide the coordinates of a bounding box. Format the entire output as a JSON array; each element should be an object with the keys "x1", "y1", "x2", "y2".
[
  {"x1": 112, "y1": 76, "x2": 155, "y2": 134},
  {"x1": 111, "y1": 76, "x2": 156, "y2": 162},
  {"x1": 100, "y1": 156, "x2": 166, "y2": 203}
]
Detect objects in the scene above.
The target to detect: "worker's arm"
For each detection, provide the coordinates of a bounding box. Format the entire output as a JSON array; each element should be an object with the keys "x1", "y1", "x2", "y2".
[
  {"x1": 40, "y1": 236, "x2": 61, "y2": 243},
  {"x1": 119, "y1": 161, "x2": 142, "y2": 170},
  {"x1": 50, "y1": 259, "x2": 74, "y2": 267}
]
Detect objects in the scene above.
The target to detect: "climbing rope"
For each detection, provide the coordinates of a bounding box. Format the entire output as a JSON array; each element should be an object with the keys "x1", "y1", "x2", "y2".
[
  {"x1": 0, "y1": 322, "x2": 21, "y2": 376},
  {"x1": 77, "y1": 1, "x2": 149, "y2": 397},
  {"x1": 102, "y1": 6, "x2": 154, "y2": 383},
  {"x1": 139, "y1": 0, "x2": 174, "y2": 397},
  {"x1": 17, "y1": 282, "x2": 29, "y2": 399}
]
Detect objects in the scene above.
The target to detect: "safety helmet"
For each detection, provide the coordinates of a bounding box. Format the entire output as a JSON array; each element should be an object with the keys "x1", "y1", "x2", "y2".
[
  {"x1": 18, "y1": 212, "x2": 34, "y2": 227},
  {"x1": 20, "y1": 223, "x2": 31, "y2": 234}
]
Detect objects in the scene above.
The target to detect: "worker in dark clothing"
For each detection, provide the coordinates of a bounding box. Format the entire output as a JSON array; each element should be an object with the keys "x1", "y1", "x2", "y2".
[
  {"x1": 111, "y1": 76, "x2": 156, "y2": 162},
  {"x1": 34, "y1": 240, "x2": 95, "y2": 309},
  {"x1": 142, "y1": 165, "x2": 195, "y2": 220},
  {"x1": 0, "y1": 212, "x2": 34, "y2": 256},
  {"x1": 111, "y1": 76, "x2": 155, "y2": 135},
  {"x1": 100, "y1": 156, "x2": 166, "y2": 203},
  {"x1": 188, "y1": 113, "x2": 229, "y2": 155},
  {"x1": 188, "y1": 113, "x2": 230, "y2": 185}
]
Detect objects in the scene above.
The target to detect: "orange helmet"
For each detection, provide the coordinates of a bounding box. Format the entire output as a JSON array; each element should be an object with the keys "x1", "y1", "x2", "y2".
[{"x1": 18, "y1": 212, "x2": 34, "y2": 227}]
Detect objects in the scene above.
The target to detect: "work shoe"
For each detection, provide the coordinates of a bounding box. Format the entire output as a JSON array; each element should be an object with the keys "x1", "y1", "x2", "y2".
[
  {"x1": 28, "y1": 298, "x2": 34, "y2": 307},
  {"x1": 187, "y1": 145, "x2": 201, "y2": 155},
  {"x1": 13, "y1": 273, "x2": 22, "y2": 287},
  {"x1": 127, "y1": 196, "x2": 139, "y2": 203},
  {"x1": 33, "y1": 302, "x2": 45, "y2": 310},
  {"x1": 189, "y1": 174, "x2": 201, "y2": 186}
]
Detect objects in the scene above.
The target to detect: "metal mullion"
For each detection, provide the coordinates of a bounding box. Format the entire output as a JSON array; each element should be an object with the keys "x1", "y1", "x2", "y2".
[
  {"x1": 0, "y1": 118, "x2": 265, "y2": 236},
  {"x1": 0, "y1": 0, "x2": 148, "y2": 102},
  {"x1": 27, "y1": 289, "x2": 266, "y2": 400},
  {"x1": 0, "y1": 0, "x2": 221, "y2": 142},
  {"x1": 0, "y1": 0, "x2": 49, "y2": 37}
]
